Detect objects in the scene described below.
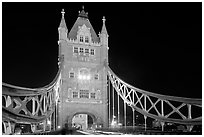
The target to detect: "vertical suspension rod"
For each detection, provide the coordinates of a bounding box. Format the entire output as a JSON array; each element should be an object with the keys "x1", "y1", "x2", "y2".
[
  {"x1": 161, "y1": 100, "x2": 164, "y2": 131},
  {"x1": 132, "y1": 108, "x2": 135, "y2": 129},
  {"x1": 118, "y1": 92, "x2": 120, "y2": 124},
  {"x1": 132, "y1": 91, "x2": 135, "y2": 128},
  {"x1": 108, "y1": 79, "x2": 111, "y2": 127},
  {"x1": 123, "y1": 86, "x2": 127, "y2": 128},
  {"x1": 112, "y1": 81, "x2": 115, "y2": 121},
  {"x1": 124, "y1": 100, "x2": 126, "y2": 128},
  {"x1": 144, "y1": 95, "x2": 147, "y2": 131}
]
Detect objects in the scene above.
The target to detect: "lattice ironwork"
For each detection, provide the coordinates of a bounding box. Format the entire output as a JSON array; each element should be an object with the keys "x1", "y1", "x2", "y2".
[
  {"x1": 107, "y1": 66, "x2": 202, "y2": 126},
  {"x1": 2, "y1": 56, "x2": 63, "y2": 134}
]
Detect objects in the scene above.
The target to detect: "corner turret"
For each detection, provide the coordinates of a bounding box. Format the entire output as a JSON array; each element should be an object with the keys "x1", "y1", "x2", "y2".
[
  {"x1": 58, "y1": 9, "x2": 68, "y2": 41},
  {"x1": 100, "y1": 16, "x2": 108, "y2": 46}
]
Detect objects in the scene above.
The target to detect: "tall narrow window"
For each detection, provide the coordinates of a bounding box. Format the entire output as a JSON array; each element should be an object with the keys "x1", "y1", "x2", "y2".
[
  {"x1": 85, "y1": 36, "x2": 89, "y2": 43},
  {"x1": 69, "y1": 72, "x2": 75, "y2": 78},
  {"x1": 80, "y1": 36, "x2": 83, "y2": 42},
  {"x1": 73, "y1": 47, "x2": 78, "y2": 53},
  {"x1": 79, "y1": 47, "x2": 84, "y2": 54},
  {"x1": 90, "y1": 49, "x2": 95, "y2": 55}
]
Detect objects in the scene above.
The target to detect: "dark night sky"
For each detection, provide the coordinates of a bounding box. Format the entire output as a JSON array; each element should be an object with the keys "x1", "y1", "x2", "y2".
[{"x1": 2, "y1": 2, "x2": 202, "y2": 99}]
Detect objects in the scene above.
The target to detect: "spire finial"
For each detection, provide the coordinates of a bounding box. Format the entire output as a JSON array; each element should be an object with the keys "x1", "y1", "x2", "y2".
[
  {"x1": 61, "y1": 9, "x2": 65, "y2": 18},
  {"x1": 102, "y1": 16, "x2": 106, "y2": 24},
  {"x1": 101, "y1": 16, "x2": 108, "y2": 35},
  {"x1": 78, "y1": 5, "x2": 88, "y2": 18}
]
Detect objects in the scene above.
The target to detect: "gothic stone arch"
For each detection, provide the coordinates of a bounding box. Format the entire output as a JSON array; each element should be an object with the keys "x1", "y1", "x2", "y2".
[{"x1": 66, "y1": 107, "x2": 104, "y2": 128}]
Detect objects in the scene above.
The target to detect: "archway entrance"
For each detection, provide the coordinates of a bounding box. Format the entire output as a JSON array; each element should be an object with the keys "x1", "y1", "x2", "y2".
[{"x1": 72, "y1": 114, "x2": 94, "y2": 130}]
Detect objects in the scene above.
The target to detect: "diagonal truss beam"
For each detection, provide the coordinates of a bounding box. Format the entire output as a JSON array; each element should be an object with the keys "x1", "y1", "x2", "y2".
[{"x1": 107, "y1": 66, "x2": 202, "y2": 126}]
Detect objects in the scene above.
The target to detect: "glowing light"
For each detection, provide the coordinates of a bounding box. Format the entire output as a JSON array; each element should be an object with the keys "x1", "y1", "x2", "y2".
[
  {"x1": 87, "y1": 75, "x2": 91, "y2": 80},
  {"x1": 78, "y1": 75, "x2": 82, "y2": 80},
  {"x1": 57, "y1": 126, "x2": 61, "y2": 129},
  {"x1": 78, "y1": 74, "x2": 91, "y2": 80},
  {"x1": 82, "y1": 75, "x2": 86, "y2": 80},
  {"x1": 47, "y1": 120, "x2": 51, "y2": 125}
]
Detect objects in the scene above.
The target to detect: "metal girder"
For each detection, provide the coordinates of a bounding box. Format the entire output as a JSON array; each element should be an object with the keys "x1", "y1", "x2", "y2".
[
  {"x1": 107, "y1": 66, "x2": 202, "y2": 126},
  {"x1": 2, "y1": 57, "x2": 63, "y2": 134}
]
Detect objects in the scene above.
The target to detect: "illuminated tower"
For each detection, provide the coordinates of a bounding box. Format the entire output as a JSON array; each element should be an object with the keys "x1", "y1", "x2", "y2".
[{"x1": 57, "y1": 7, "x2": 109, "y2": 128}]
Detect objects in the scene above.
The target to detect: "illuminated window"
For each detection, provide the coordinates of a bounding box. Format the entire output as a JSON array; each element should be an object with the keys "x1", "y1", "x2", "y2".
[
  {"x1": 79, "y1": 92, "x2": 89, "y2": 98},
  {"x1": 72, "y1": 92, "x2": 78, "y2": 98},
  {"x1": 90, "y1": 49, "x2": 95, "y2": 55},
  {"x1": 79, "y1": 47, "x2": 84, "y2": 54},
  {"x1": 85, "y1": 36, "x2": 89, "y2": 43},
  {"x1": 73, "y1": 47, "x2": 78, "y2": 53},
  {"x1": 90, "y1": 93, "x2": 96, "y2": 99},
  {"x1": 94, "y1": 74, "x2": 99, "y2": 80},
  {"x1": 80, "y1": 35, "x2": 83, "y2": 42},
  {"x1": 78, "y1": 68, "x2": 90, "y2": 80},
  {"x1": 85, "y1": 48, "x2": 89, "y2": 54},
  {"x1": 69, "y1": 72, "x2": 75, "y2": 78}
]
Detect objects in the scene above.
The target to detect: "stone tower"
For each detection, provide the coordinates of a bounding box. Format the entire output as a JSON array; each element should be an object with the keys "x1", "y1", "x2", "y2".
[{"x1": 57, "y1": 7, "x2": 109, "y2": 129}]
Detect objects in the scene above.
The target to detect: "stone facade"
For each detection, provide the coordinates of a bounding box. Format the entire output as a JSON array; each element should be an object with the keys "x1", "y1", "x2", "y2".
[{"x1": 57, "y1": 8, "x2": 109, "y2": 129}]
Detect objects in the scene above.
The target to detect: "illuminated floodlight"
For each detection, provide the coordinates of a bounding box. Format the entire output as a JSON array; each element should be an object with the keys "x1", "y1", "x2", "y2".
[
  {"x1": 47, "y1": 120, "x2": 51, "y2": 125},
  {"x1": 82, "y1": 75, "x2": 86, "y2": 80},
  {"x1": 87, "y1": 75, "x2": 91, "y2": 80},
  {"x1": 78, "y1": 74, "x2": 91, "y2": 80},
  {"x1": 78, "y1": 75, "x2": 82, "y2": 80},
  {"x1": 57, "y1": 126, "x2": 61, "y2": 129}
]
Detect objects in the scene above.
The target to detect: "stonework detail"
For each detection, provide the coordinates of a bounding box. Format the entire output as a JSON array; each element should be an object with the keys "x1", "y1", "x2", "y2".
[
  {"x1": 58, "y1": 8, "x2": 109, "y2": 128},
  {"x1": 77, "y1": 24, "x2": 92, "y2": 44}
]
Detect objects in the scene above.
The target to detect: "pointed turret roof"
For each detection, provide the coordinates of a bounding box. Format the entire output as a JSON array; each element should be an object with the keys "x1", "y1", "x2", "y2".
[
  {"x1": 68, "y1": 7, "x2": 99, "y2": 43},
  {"x1": 59, "y1": 9, "x2": 67, "y2": 29},
  {"x1": 101, "y1": 16, "x2": 108, "y2": 35}
]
